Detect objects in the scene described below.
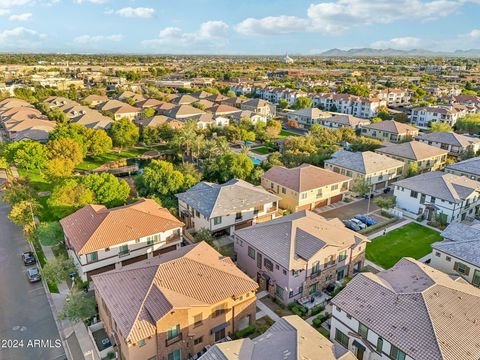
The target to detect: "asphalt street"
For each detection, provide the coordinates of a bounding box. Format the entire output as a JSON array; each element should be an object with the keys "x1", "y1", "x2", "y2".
[
  {"x1": 0, "y1": 200, "x2": 66, "y2": 360},
  {"x1": 317, "y1": 197, "x2": 380, "y2": 220}
]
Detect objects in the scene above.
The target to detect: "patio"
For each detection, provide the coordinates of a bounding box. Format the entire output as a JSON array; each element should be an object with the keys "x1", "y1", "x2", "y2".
[{"x1": 297, "y1": 291, "x2": 331, "y2": 310}]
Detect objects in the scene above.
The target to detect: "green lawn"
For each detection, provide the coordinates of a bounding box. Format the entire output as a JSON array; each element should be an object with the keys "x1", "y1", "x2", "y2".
[
  {"x1": 36, "y1": 221, "x2": 64, "y2": 246},
  {"x1": 17, "y1": 168, "x2": 53, "y2": 193},
  {"x1": 76, "y1": 148, "x2": 150, "y2": 171},
  {"x1": 277, "y1": 130, "x2": 300, "y2": 139},
  {"x1": 251, "y1": 146, "x2": 273, "y2": 155},
  {"x1": 366, "y1": 223, "x2": 442, "y2": 269}
]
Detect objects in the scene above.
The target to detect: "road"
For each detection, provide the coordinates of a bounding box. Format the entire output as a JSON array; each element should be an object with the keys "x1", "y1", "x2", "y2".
[{"x1": 0, "y1": 200, "x2": 66, "y2": 360}]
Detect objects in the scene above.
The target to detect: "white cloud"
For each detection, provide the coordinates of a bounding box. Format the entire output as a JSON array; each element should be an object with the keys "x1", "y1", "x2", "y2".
[
  {"x1": 371, "y1": 37, "x2": 424, "y2": 49},
  {"x1": 0, "y1": 27, "x2": 46, "y2": 48},
  {"x1": 9, "y1": 13, "x2": 32, "y2": 21},
  {"x1": 463, "y1": 29, "x2": 480, "y2": 39},
  {"x1": 236, "y1": 0, "x2": 463, "y2": 35},
  {"x1": 143, "y1": 21, "x2": 229, "y2": 49},
  {"x1": 73, "y1": 34, "x2": 123, "y2": 43},
  {"x1": 74, "y1": 0, "x2": 109, "y2": 4},
  {"x1": 116, "y1": 7, "x2": 155, "y2": 18},
  {"x1": 0, "y1": 0, "x2": 32, "y2": 6}
]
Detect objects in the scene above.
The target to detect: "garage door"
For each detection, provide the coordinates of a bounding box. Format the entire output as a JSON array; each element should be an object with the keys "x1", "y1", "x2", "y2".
[
  {"x1": 153, "y1": 245, "x2": 177, "y2": 256},
  {"x1": 122, "y1": 254, "x2": 148, "y2": 267},
  {"x1": 330, "y1": 194, "x2": 343, "y2": 204},
  {"x1": 86, "y1": 264, "x2": 116, "y2": 280},
  {"x1": 315, "y1": 199, "x2": 328, "y2": 208},
  {"x1": 374, "y1": 181, "x2": 387, "y2": 190}
]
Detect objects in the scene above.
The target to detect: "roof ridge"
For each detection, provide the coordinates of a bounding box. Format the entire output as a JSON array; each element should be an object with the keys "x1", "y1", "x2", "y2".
[{"x1": 419, "y1": 291, "x2": 446, "y2": 360}]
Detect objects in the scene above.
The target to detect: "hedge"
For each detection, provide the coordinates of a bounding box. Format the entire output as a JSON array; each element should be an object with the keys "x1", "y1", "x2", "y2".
[{"x1": 234, "y1": 325, "x2": 256, "y2": 339}]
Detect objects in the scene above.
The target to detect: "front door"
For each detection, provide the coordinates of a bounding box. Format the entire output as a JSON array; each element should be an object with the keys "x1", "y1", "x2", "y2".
[
  {"x1": 214, "y1": 328, "x2": 225, "y2": 342},
  {"x1": 308, "y1": 283, "x2": 317, "y2": 295},
  {"x1": 356, "y1": 348, "x2": 364, "y2": 360}
]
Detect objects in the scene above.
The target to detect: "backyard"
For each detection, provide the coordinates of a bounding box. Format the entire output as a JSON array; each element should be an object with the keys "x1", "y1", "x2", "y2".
[
  {"x1": 250, "y1": 146, "x2": 274, "y2": 155},
  {"x1": 75, "y1": 147, "x2": 151, "y2": 171},
  {"x1": 277, "y1": 129, "x2": 300, "y2": 138},
  {"x1": 366, "y1": 222, "x2": 442, "y2": 269}
]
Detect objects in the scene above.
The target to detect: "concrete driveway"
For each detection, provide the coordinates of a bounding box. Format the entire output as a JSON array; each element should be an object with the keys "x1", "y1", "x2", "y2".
[{"x1": 0, "y1": 200, "x2": 65, "y2": 360}]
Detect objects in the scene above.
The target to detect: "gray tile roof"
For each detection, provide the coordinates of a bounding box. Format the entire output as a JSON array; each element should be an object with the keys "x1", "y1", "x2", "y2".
[
  {"x1": 394, "y1": 171, "x2": 480, "y2": 203},
  {"x1": 326, "y1": 150, "x2": 404, "y2": 174},
  {"x1": 235, "y1": 210, "x2": 366, "y2": 269},
  {"x1": 175, "y1": 179, "x2": 280, "y2": 218},
  {"x1": 446, "y1": 156, "x2": 480, "y2": 177},
  {"x1": 417, "y1": 132, "x2": 480, "y2": 148},
  {"x1": 433, "y1": 222, "x2": 480, "y2": 267},
  {"x1": 331, "y1": 258, "x2": 480, "y2": 360}
]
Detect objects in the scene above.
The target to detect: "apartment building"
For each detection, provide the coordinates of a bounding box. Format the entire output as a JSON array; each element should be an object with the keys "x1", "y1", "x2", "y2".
[
  {"x1": 312, "y1": 94, "x2": 385, "y2": 119},
  {"x1": 325, "y1": 150, "x2": 404, "y2": 191},
  {"x1": 373, "y1": 88, "x2": 411, "y2": 107},
  {"x1": 359, "y1": 120, "x2": 419, "y2": 143},
  {"x1": 431, "y1": 222, "x2": 480, "y2": 287},
  {"x1": 234, "y1": 211, "x2": 367, "y2": 305},
  {"x1": 261, "y1": 164, "x2": 351, "y2": 211},
  {"x1": 445, "y1": 156, "x2": 480, "y2": 181},
  {"x1": 176, "y1": 179, "x2": 281, "y2": 234},
  {"x1": 416, "y1": 132, "x2": 480, "y2": 157},
  {"x1": 393, "y1": 171, "x2": 480, "y2": 223},
  {"x1": 93, "y1": 242, "x2": 258, "y2": 360},
  {"x1": 330, "y1": 258, "x2": 480, "y2": 360},
  {"x1": 410, "y1": 105, "x2": 469, "y2": 129},
  {"x1": 60, "y1": 199, "x2": 184, "y2": 280}
]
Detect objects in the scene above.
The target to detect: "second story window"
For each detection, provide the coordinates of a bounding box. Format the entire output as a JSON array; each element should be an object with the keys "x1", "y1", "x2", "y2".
[
  {"x1": 193, "y1": 313, "x2": 203, "y2": 327},
  {"x1": 311, "y1": 261, "x2": 320, "y2": 275},
  {"x1": 358, "y1": 322, "x2": 368, "y2": 338},
  {"x1": 235, "y1": 212, "x2": 242, "y2": 220},
  {"x1": 118, "y1": 244, "x2": 129, "y2": 256},
  {"x1": 166, "y1": 324, "x2": 180, "y2": 340},
  {"x1": 338, "y1": 251, "x2": 347, "y2": 262},
  {"x1": 213, "y1": 216, "x2": 222, "y2": 225},
  {"x1": 376, "y1": 337, "x2": 383, "y2": 353},
  {"x1": 87, "y1": 252, "x2": 98, "y2": 263},
  {"x1": 264, "y1": 258, "x2": 274, "y2": 271},
  {"x1": 390, "y1": 345, "x2": 406, "y2": 360},
  {"x1": 137, "y1": 339, "x2": 146, "y2": 347},
  {"x1": 248, "y1": 246, "x2": 256, "y2": 260}
]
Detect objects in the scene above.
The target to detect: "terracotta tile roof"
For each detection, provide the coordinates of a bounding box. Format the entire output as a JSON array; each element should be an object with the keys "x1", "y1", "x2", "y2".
[
  {"x1": 208, "y1": 104, "x2": 240, "y2": 115},
  {"x1": 92, "y1": 242, "x2": 258, "y2": 343},
  {"x1": 170, "y1": 94, "x2": 197, "y2": 105},
  {"x1": 332, "y1": 258, "x2": 480, "y2": 360},
  {"x1": 376, "y1": 141, "x2": 448, "y2": 161},
  {"x1": 262, "y1": 164, "x2": 351, "y2": 192},
  {"x1": 60, "y1": 199, "x2": 184, "y2": 255},
  {"x1": 362, "y1": 120, "x2": 418, "y2": 135}
]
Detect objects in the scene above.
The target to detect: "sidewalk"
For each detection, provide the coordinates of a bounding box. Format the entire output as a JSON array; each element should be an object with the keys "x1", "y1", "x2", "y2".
[
  {"x1": 256, "y1": 299, "x2": 281, "y2": 322},
  {"x1": 42, "y1": 244, "x2": 98, "y2": 360}
]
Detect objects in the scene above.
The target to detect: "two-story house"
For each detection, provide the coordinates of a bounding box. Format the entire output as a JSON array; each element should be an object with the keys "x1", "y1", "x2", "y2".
[
  {"x1": 376, "y1": 141, "x2": 448, "y2": 175},
  {"x1": 325, "y1": 150, "x2": 404, "y2": 191},
  {"x1": 416, "y1": 132, "x2": 480, "y2": 157},
  {"x1": 445, "y1": 156, "x2": 480, "y2": 181},
  {"x1": 60, "y1": 199, "x2": 184, "y2": 280},
  {"x1": 240, "y1": 99, "x2": 276, "y2": 118},
  {"x1": 359, "y1": 120, "x2": 418, "y2": 143},
  {"x1": 319, "y1": 114, "x2": 370, "y2": 130},
  {"x1": 430, "y1": 222, "x2": 480, "y2": 287},
  {"x1": 93, "y1": 242, "x2": 258, "y2": 360},
  {"x1": 410, "y1": 105, "x2": 469, "y2": 129},
  {"x1": 261, "y1": 164, "x2": 351, "y2": 211},
  {"x1": 393, "y1": 171, "x2": 480, "y2": 223},
  {"x1": 286, "y1": 107, "x2": 330, "y2": 128},
  {"x1": 330, "y1": 258, "x2": 480, "y2": 360},
  {"x1": 176, "y1": 179, "x2": 281, "y2": 234},
  {"x1": 234, "y1": 211, "x2": 368, "y2": 305}
]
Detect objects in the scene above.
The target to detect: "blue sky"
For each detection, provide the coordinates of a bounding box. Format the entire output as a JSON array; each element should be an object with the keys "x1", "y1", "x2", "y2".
[{"x1": 0, "y1": 0, "x2": 480, "y2": 54}]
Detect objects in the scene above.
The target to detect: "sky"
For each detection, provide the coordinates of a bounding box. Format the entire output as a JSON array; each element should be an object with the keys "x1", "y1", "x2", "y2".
[{"x1": 0, "y1": 0, "x2": 480, "y2": 54}]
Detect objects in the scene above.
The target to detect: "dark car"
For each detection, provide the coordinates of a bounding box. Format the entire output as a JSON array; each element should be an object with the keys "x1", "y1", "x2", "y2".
[
  {"x1": 383, "y1": 187, "x2": 392, "y2": 194},
  {"x1": 354, "y1": 214, "x2": 377, "y2": 226},
  {"x1": 21, "y1": 251, "x2": 36, "y2": 266},
  {"x1": 27, "y1": 267, "x2": 41, "y2": 283},
  {"x1": 343, "y1": 220, "x2": 361, "y2": 232}
]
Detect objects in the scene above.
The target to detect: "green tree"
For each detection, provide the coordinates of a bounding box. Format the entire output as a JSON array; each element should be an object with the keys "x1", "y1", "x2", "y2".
[
  {"x1": 41, "y1": 256, "x2": 76, "y2": 285},
  {"x1": 109, "y1": 117, "x2": 140, "y2": 151},
  {"x1": 2, "y1": 178, "x2": 35, "y2": 205},
  {"x1": 277, "y1": 99, "x2": 289, "y2": 110},
  {"x1": 377, "y1": 107, "x2": 392, "y2": 120},
  {"x1": 407, "y1": 162, "x2": 419, "y2": 177},
  {"x1": 48, "y1": 180, "x2": 95, "y2": 218},
  {"x1": 137, "y1": 160, "x2": 186, "y2": 196},
  {"x1": 374, "y1": 196, "x2": 396, "y2": 209},
  {"x1": 11, "y1": 141, "x2": 48, "y2": 171},
  {"x1": 292, "y1": 97, "x2": 313, "y2": 110},
  {"x1": 45, "y1": 158, "x2": 75, "y2": 180},
  {"x1": 141, "y1": 107, "x2": 156, "y2": 119},
  {"x1": 351, "y1": 177, "x2": 371, "y2": 196},
  {"x1": 430, "y1": 121, "x2": 452, "y2": 132},
  {"x1": 203, "y1": 152, "x2": 254, "y2": 183},
  {"x1": 8, "y1": 200, "x2": 41, "y2": 227},
  {"x1": 59, "y1": 288, "x2": 97, "y2": 323},
  {"x1": 81, "y1": 173, "x2": 130, "y2": 207},
  {"x1": 371, "y1": 117, "x2": 383, "y2": 123},
  {"x1": 141, "y1": 126, "x2": 159, "y2": 146},
  {"x1": 48, "y1": 137, "x2": 84, "y2": 166},
  {"x1": 85, "y1": 129, "x2": 112, "y2": 156},
  {"x1": 265, "y1": 119, "x2": 281, "y2": 140},
  {"x1": 455, "y1": 114, "x2": 480, "y2": 133},
  {"x1": 194, "y1": 228, "x2": 214, "y2": 245}
]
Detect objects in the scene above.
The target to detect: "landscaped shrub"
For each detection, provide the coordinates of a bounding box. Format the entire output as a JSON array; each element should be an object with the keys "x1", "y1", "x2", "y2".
[
  {"x1": 312, "y1": 313, "x2": 331, "y2": 328},
  {"x1": 310, "y1": 304, "x2": 325, "y2": 316},
  {"x1": 288, "y1": 302, "x2": 308, "y2": 317},
  {"x1": 234, "y1": 325, "x2": 256, "y2": 339}
]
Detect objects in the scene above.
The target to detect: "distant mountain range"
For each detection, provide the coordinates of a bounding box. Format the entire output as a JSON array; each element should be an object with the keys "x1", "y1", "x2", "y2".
[{"x1": 318, "y1": 48, "x2": 480, "y2": 57}]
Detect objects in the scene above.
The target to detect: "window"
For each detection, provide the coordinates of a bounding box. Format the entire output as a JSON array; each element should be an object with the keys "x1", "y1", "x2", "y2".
[
  {"x1": 454, "y1": 262, "x2": 470, "y2": 275},
  {"x1": 236, "y1": 238, "x2": 244, "y2": 247},
  {"x1": 235, "y1": 212, "x2": 242, "y2": 220},
  {"x1": 275, "y1": 285, "x2": 284, "y2": 298},
  {"x1": 311, "y1": 261, "x2": 320, "y2": 275},
  {"x1": 331, "y1": 184, "x2": 339, "y2": 191},
  {"x1": 166, "y1": 325, "x2": 180, "y2": 340},
  {"x1": 281, "y1": 187, "x2": 286, "y2": 194},
  {"x1": 193, "y1": 314, "x2": 203, "y2": 327},
  {"x1": 390, "y1": 345, "x2": 406, "y2": 360},
  {"x1": 195, "y1": 210, "x2": 200, "y2": 217},
  {"x1": 335, "y1": 329, "x2": 349, "y2": 349},
  {"x1": 358, "y1": 322, "x2": 368, "y2": 338},
  {"x1": 275, "y1": 264, "x2": 280, "y2": 270},
  {"x1": 316, "y1": 189, "x2": 323, "y2": 198},
  {"x1": 301, "y1": 192, "x2": 307, "y2": 200},
  {"x1": 410, "y1": 190, "x2": 418, "y2": 198},
  {"x1": 147, "y1": 234, "x2": 160, "y2": 245},
  {"x1": 446, "y1": 256, "x2": 451, "y2": 262},
  {"x1": 214, "y1": 328, "x2": 226, "y2": 342},
  {"x1": 213, "y1": 216, "x2": 222, "y2": 225},
  {"x1": 87, "y1": 252, "x2": 98, "y2": 262},
  {"x1": 248, "y1": 246, "x2": 256, "y2": 260},
  {"x1": 168, "y1": 349, "x2": 181, "y2": 360},
  {"x1": 194, "y1": 336, "x2": 203, "y2": 345},
  {"x1": 137, "y1": 339, "x2": 146, "y2": 347},
  {"x1": 283, "y1": 269, "x2": 287, "y2": 275},
  {"x1": 119, "y1": 244, "x2": 129, "y2": 256},
  {"x1": 264, "y1": 258, "x2": 274, "y2": 271},
  {"x1": 338, "y1": 251, "x2": 347, "y2": 262},
  {"x1": 435, "y1": 251, "x2": 441, "y2": 257},
  {"x1": 212, "y1": 304, "x2": 227, "y2": 318},
  {"x1": 376, "y1": 338, "x2": 383, "y2": 352}
]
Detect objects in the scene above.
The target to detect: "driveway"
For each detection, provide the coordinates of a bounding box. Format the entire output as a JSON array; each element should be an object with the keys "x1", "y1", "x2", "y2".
[
  {"x1": 0, "y1": 200, "x2": 65, "y2": 360},
  {"x1": 316, "y1": 197, "x2": 380, "y2": 220}
]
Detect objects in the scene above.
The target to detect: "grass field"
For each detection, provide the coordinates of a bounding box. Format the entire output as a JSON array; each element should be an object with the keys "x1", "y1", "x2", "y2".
[
  {"x1": 76, "y1": 148, "x2": 149, "y2": 171},
  {"x1": 366, "y1": 222, "x2": 442, "y2": 269},
  {"x1": 251, "y1": 146, "x2": 273, "y2": 155},
  {"x1": 17, "y1": 168, "x2": 52, "y2": 193},
  {"x1": 277, "y1": 130, "x2": 300, "y2": 139}
]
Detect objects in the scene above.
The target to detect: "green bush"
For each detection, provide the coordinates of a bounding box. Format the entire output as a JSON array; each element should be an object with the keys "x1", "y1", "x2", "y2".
[
  {"x1": 287, "y1": 302, "x2": 308, "y2": 317},
  {"x1": 234, "y1": 325, "x2": 256, "y2": 339},
  {"x1": 312, "y1": 314, "x2": 331, "y2": 328},
  {"x1": 310, "y1": 304, "x2": 325, "y2": 316}
]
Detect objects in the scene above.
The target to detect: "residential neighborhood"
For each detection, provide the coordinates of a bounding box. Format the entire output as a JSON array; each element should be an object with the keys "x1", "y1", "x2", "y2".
[{"x1": 1, "y1": 2, "x2": 480, "y2": 360}]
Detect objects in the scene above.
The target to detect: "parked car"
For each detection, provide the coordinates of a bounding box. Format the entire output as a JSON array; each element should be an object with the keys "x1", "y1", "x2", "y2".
[
  {"x1": 383, "y1": 187, "x2": 392, "y2": 194},
  {"x1": 350, "y1": 218, "x2": 367, "y2": 230},
  {"x1": 26, "y1": 267, "x2": 41, "y2": 283},
  {"x1": 354, "y1": 214, "x2": 377, "y2": 226},
  {"x1": 21, "y1": 251, "x2": 36, "y2": 266},
  {"x1": 343, "y1": 220, "x2": 361, "y2": 232}
]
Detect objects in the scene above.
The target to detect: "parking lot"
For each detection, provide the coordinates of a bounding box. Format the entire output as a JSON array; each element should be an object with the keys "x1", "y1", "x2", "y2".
[{"x1": 316, "y1": 197, "x2": 380, "y2": 221}]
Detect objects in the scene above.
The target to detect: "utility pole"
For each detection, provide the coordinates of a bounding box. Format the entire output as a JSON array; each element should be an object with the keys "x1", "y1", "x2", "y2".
[{"x1": 366, "y1": 184, "x2": 373, "y2": 214}]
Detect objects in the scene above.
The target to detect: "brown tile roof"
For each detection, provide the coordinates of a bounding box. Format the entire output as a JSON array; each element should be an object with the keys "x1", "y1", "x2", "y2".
[
  {"x1": 376, "y1": 140, "x2": 448, "y2": 161},
  {"x1": 170, "y1": 94, "x2": 197, "y2": 105},
  {"x1": 362, "y1": 120, "x2": 418, "y2": 135},
  {"x1": 135, "y1": 98, "x2": 162, "y2": 108},
  {"x1": 208, "y1": 104, "x2": 240, "y2": 115},
  {"x1": 332, "y1": 258, "x2": 480, "y2": 360},
  {"x1": 262, "y1": 164, "x2": 351, "y2": 192},
  {"x1": 92, "y1": 242, "x2": 258, "y2": 343},
  {"x1": 60, "y1": 199, "x2": 184, "y2": 255}
]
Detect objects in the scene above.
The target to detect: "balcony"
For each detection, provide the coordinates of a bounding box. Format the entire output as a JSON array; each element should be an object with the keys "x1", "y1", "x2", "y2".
[
  {"x1": 165, "y1": 333, "x2": 182, "y2": 347},
  {"x1": 165, "y1": 234, "x2": 181, "y2": 244},
  {"x1": 118, "y1": 250, "x2": 130, "y2": 258},
  {"x1": 310, "y1": 271, "x2": 321, "y2": 279}
]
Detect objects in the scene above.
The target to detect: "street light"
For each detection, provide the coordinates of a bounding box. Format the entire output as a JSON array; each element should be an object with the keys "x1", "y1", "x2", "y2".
[{"x1": 366, "y1": 184, "x2": 374, "y2": 214}]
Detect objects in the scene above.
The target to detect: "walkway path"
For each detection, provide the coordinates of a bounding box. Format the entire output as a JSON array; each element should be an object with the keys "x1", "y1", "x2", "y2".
[{"x1": 255, "y1": 299, "x2": 281, "y2": 322}]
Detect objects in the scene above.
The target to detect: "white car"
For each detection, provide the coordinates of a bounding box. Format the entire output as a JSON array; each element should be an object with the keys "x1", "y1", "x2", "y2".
[{"x1": 350, "y1": 218, "x2": 367, "y2": 230}]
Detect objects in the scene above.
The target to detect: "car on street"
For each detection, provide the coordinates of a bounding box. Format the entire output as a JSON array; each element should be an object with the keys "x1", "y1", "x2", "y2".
[
  {"x1": 350, "y1": 218, "x2": 367, "y2": 230},
  {"x1": 21, "y1": 251, "x2": 36, "y2": 266},
  {"x1": 27, "y1": 267, "x2": 41, "y2": 283},
  {"x1": 343, "y1": 220, "x2": 361, "y2": 232},
  {"x1": 383, "y1": 187, "x2": 392, "y2": 194},
  {"x1": 354, "y1": 214, "x2": 377, "y2": 226}
]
